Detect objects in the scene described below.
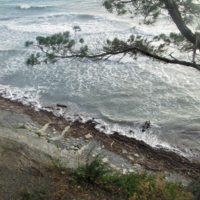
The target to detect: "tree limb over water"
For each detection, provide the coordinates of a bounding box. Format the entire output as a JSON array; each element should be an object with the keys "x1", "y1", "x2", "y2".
[{"x1": 25, "y1": 0, "x2": 200, "y2": 70}]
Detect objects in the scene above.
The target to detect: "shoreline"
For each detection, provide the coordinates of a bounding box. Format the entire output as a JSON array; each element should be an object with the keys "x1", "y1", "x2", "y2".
[{"x1": 0, "y1": 95, "x2": 200, "y2": 181}]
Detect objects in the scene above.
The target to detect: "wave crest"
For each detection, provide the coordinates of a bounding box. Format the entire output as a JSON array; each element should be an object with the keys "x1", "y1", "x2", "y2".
[{"x1": 18, "y1": 4, "x2": 50, "y2": 10}]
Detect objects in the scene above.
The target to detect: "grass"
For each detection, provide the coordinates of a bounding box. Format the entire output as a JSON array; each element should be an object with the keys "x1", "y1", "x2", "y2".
[
  {"x1": 34, "y1": 131, "x2": 42, "y2": 137},
  {"x1": 38, "y1": 187, "x2": 47, "y2": 199},
  {"x1": 21, "y1": 150, "x2": 193, "y2": 200},
  {"x1": 67, "y1": 150, "x2": 193, "y2": 199},
  {"x1": 13, "y1": 124, "x2": 26, "y2": 129},
  {"x1": 71, "y1": 152, "x2": 111, "y2": 184},
  {"x1": 22, "y1": 189, "x2": 32, "y2": 200},
  {"x1": 103, "y1": 171, "x2": 193, "y2": 199}
]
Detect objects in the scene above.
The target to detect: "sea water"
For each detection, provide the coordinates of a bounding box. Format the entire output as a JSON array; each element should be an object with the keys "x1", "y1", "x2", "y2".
[{"x1": 0, "y1": 0, "x2": 200, "y2": 161}]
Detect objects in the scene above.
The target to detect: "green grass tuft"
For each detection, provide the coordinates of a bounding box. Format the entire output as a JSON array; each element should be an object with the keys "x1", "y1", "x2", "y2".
[
  {"x1": 34, "y1": 132, "x2": 42, "y2": 137},
  {"x1": 13, "y1": 124, "x2": 26, "y2": 129},
  {"x1": 38, "y1": 187, "x2": 47, "y2": 199},
  {"x1": 70, "y1": 149, "x2": 111, "y2": 185},
  {"x1": 23, "y1": 189, "x2": 32, "y2": 200}
]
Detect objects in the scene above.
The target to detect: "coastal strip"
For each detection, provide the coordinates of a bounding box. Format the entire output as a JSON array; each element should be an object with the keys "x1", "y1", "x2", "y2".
[{"x1": 0, "y1": 95, "x2": 199, "y2": 182}]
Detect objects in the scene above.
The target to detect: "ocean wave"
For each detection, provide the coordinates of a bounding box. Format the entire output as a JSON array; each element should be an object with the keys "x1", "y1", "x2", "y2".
[
  {"x1": 17, "y1": 4, "x2": 51, "y2": 10},
  {"x1": 0, "y1": 17, "x2": 12, "y2": 21},
  {"x1": 49, "y1": 13, "x2": 98, "y2": 21}
]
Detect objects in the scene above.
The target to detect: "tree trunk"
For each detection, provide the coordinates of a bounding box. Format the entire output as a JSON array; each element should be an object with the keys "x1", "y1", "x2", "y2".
[{"x1": 161, "y1": 0, "x2": 200, "y2": 47}]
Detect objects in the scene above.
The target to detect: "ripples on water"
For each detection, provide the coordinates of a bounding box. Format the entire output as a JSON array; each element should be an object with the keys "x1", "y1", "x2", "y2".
[{"x1": 0, "y1": 0, "x2": 200, "y2": 160}]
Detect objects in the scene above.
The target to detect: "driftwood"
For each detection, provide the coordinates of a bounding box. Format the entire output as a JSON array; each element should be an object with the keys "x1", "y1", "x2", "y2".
[
  {"x1": 142, "y1": 121, "x2": 150, "y2": 132},
  {"x1": 56, "y1": 104, "x2": 67, "y2": 108}
]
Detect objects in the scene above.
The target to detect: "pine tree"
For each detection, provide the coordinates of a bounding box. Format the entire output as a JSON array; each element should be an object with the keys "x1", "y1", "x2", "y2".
[{"x1": 25, "y1": 0, "x2": 200, "y2": 70}]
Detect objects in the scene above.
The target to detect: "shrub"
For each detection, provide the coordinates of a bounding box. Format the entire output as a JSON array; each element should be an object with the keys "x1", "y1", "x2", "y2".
[{"x1": 73, "y1": 150, "x2": 111, "y2": 184}]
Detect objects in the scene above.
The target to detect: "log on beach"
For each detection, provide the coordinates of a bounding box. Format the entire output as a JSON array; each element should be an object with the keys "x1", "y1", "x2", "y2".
[
  {"x1": 142, "y1": 120, "x2": 150, "y2": 132},
  {"x1": 56, "y1": 104, "x2": 67, "y2": 108}
]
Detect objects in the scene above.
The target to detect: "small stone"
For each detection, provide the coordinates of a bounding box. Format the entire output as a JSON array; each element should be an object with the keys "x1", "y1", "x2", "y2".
[
  {"x1": 53, "y1": 128, "x2": 56, "y2": 131},
  {"x1": 134, "y1": 153, "x2": 139, "y2": 157},
  {"x1": 102, "y1": 145, "x2": 104, "y2": 149},
  {"x1": 123, "y1": 169, "x2": 127, "y2": 174},
  {"x1": 133, "y1": 163, "x2": 141, "y2": 169},
  {"x1": 85, "y1": 134, "x2": 93, "y2": 140},
  {"x1": 97, "y1": 147, "x2": 101, "y2": 151},
  {"x1": 128, "y1": 156, "x2": 134, "y2": 161},
  {"x1": 122, "y1": 149, "x2": 128, "y2": 154},
  {"x1": 70, "y1": 146, "x2": 75, "y2": 149},
  {"x1": 110, "y1": 164, "x2": 116, "y2": 169},
  {"x1": 24, "y1": 125, "x2": 31, "y2": 131},
  {"x1": 53, "y1": 132, "x2": 56, "y2": 134},
  {"x1": 102, "y1": 158, "x2": 109, "y2": 163},
  {"x1": 129, "y1": 169, "x2": 136, "y2": 173},
  {"x1": 92, "y1": 154, "x2": 96, "y2": 158},
  {"x1": 75, "y1": 143, "x2": 83, "y2": 149},
  {"x1": 116, "y1": 167, "x2": 120, "y2": 171},
  {"x1": 76, "y1": 138, "x2": 80, "y2": 141}
]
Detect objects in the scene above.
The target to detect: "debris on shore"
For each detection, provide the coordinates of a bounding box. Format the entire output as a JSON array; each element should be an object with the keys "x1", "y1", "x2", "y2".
[{"x1": 142, "y1": 120, "x2": 150, "y2": 132}]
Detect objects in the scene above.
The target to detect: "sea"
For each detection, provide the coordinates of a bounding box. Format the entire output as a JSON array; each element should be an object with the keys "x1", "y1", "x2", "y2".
[{"x1": 0, "y1": 0, "x2": 200, "y2": 161}]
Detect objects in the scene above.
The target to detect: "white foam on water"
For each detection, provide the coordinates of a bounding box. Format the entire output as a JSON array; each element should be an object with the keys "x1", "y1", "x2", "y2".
[{"x1": 18, "y1": 4, "x2": 51, "y2": 9}]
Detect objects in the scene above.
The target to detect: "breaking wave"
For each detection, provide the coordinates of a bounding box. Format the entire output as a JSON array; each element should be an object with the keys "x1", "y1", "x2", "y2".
[{"x1": 17, "y1": 4, "x2": 51, "y2": 10}]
